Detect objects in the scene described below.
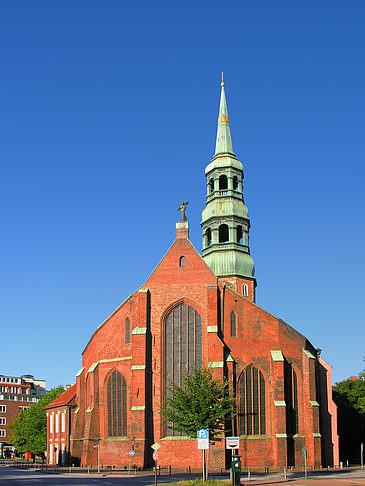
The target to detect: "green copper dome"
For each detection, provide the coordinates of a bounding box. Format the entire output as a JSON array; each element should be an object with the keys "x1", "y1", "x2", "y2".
[
  {"x1": 202, "y1": 198, "x2": 249, "y2": 221},
  {"x1": 203, "y1": 250, "x2": 255, "y2": 278}
]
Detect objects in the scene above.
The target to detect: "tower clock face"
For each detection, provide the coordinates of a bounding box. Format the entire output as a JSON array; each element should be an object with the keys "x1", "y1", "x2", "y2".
[{"x1": 226, "y1": 281, "x2": 234, "y2": 290}]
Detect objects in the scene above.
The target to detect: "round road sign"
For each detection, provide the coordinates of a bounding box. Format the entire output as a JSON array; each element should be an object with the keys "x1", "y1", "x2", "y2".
[{"x1": 129, "y1": 450, "x2": 135, "y2": 456}]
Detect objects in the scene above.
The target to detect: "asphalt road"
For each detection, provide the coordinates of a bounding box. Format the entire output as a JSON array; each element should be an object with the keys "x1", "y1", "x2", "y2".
[
  {"x1": 1, "y1": 466, "x2": 365, "y2": 486},
  {"x1": 0, "y1": 467, "x2": 162, "y2": 486}
]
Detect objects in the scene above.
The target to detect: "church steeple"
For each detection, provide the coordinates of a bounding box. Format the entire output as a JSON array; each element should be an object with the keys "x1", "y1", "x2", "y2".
[
  {"x1": 214, "y1": 73, "x2": 234, "y2": 157},
  {"x1": 201, "y1": 77, "x2": 256, "y2": 301}
]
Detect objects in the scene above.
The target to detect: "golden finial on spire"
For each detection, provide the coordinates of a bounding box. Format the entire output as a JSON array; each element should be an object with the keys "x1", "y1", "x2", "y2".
[{"x1": 221, "y1": 72, "x2": 224, "y2": 87}]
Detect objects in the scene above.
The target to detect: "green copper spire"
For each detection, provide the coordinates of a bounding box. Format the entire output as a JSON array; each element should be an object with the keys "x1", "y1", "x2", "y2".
[
  {"x1": 201, "y1": 76, "x2": 256, "y2": 300},
  {"x1": 214, "y1": 73, "x2": 234, "y2": 157}
]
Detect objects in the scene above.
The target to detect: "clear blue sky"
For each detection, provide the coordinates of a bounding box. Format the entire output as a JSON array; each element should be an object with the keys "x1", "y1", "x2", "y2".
[{"x1": 1, "y1": 1, "x2": 364, "y2": 389}]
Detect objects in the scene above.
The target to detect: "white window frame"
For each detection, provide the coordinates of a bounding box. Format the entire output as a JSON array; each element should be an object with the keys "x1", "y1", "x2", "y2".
[
  {"x1": 55, "y1": 413, "x2": 59, "y2": 433},
  {"x1": 50, "y1": 413, "x2": 54, "y2": 433},
  {"x1": 61, "y1": 412, "x2": 66, "y2": 433},
  {"x1": 0, "y1": 405, "x2": 6, "y2": 413},
  {"x1": 0, "y1": 417, "x2": 6, "y2": 425},
  {"x1": 0, "y1": 429, "x2": 6, "y2": 437}
]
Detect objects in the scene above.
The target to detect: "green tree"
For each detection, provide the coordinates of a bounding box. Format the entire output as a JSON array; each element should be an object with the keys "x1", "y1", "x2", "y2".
[
  {"x1": 160, "y1": 366, "x2": 235, "y2": 439},
  {"x1": 9, "y1": 386, "x2": 64, "y2": 455},
  {"x1": 333, "y1": 364, "x2": 365, "y2": 463}
]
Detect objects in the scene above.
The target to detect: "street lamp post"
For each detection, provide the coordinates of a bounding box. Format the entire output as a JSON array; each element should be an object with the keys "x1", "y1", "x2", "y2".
[{"x1": 93, "y1": 443, "x2": 100, "y2": 473}]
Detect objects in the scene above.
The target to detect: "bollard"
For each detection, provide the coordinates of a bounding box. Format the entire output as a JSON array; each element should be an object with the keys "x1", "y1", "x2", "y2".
[
  {"x1": 88, "y1": 467, "x2": 90, "y2": 474},
  {"x1": 284, "y1": 467, "x2": 286, "y2": 479},
  {"x1": 247, "y1": 468, "x2": 251, "y2": 481}
]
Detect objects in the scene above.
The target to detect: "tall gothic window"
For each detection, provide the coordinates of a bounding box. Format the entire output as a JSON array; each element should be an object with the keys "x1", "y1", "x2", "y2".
[
  {"x1": 231, "y1": 311, "x2": 237, "y2": 337},
  {"x1": 165, "y1": 303, "x2": 202, "y2": 435},
  {"x1": 125, "y1": 318, "x2": 130, "y2": 344},
  {"x1": 107, "y1": 371, "x2": 127, "y2": 437},
  {"x1": 285, "y1": 364, "x2": 299, "y2": 435},
  {"x1": 239, "y1": 366, "x2": 266, "y2": 435}
]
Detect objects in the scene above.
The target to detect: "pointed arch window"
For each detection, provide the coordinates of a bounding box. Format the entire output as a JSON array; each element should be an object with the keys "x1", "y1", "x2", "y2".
[
  {"x1": 125, "y1": 318, "x2": 130, "y2": 344},
  {"x1": 231, "y1": 311, "x2": 237, "y2": 337},
  {"x1": 179, "y1": 256, "x2": 186, "y2": 267},
  {"x1": 242, "y1": 283, "x2": 248, "y2": 297},
  {"x1": 165, "y1": 303, "x2": 202, "y2": 436},
  {"x1": 219, "y1": 224, "x2": 229, "y2": 243},
  {"x1": 107, "y1": 371, "x2": 127, "y2": 437},
  {"x1": 206, "y1": 228, "x2": 212, "y2": 246},
  {"x1": 209, "y1": 178, "x2": 214, "y2": 194},
  {"x1": 237, "y1": 225, "x2": 243, "y2": 244},
  {"x1": 219, "y1": 174, "x2": 228, "y2": 190},
  {"x1": 285, "y1": 364, "x2": 299, "y2": 435},
  {"x1": 233, "y1": 175, "x2": 238, "y2": 191},
  {"x1": 239, "y1": 366, "x2": 266, "y2": 435}
]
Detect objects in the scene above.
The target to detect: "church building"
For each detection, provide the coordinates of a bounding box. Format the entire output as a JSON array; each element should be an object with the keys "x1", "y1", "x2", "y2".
[{"x1": 46, "y1": 79, "x2": 339, "y2": 470}]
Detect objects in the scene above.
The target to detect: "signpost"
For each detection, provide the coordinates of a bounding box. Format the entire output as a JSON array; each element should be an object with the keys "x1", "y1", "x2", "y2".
[
  {"x1": 128, "y1": 438, "x2": 136, "y2": 475},
  {"x1": 198, "y1": 429, "x2": 209, "y2": 481},
  {"x1": 151, "y1": 443, "x2": 161, "y2": 486},
  {"x1": 226, "y1": 437, "x2": 240, "y2": 483}
]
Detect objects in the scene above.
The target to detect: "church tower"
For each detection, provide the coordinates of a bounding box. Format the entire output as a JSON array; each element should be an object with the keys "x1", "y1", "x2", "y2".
[{"x1": 201, "y1": 76, "x2": 256, "y2": 301}]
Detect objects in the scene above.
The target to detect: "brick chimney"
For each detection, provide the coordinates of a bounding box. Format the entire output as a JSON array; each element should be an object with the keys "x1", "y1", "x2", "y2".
[{"x1": 176, "y1": 222, "x2": 189, "y2": 239}]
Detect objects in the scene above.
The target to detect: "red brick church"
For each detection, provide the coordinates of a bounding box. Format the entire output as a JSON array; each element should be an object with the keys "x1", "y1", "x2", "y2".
[{"x1": 46, "y1": 79, "x2": 339, "y2": 469}]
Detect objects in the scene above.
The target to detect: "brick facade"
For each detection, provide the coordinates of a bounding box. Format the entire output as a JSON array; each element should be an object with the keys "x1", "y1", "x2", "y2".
[
  {"x1": 50, "y1": 223, "x2": 339, "y2": 469},
  {"x1": 46, "y1": 81, "x2": 339, "y2": 470}
]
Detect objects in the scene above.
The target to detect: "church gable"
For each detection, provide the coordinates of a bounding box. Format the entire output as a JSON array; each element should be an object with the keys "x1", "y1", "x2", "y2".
[{"x1": 144, "y1": 226, "x2": 217, "y2": 288}]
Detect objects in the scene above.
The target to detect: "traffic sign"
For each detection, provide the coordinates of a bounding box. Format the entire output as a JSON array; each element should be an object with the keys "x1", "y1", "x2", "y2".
[
  {"x1": 197, "y1": 429, "x2": 209, "y2": 449},
  {"x1": 226, "y1": 436, "x2": 240, "y2": 449},
  {"x1": 151, "y1": 442, "x2": 161, "y2": 451},
  {"x1": 198, "y1": 429, "x2": 209, "y2": 439},
  {"x1": 198, "y1": 439, "x2": 209, "y2": 449},
  {"x1": 153, "y1": 451, "x2": 158, "y2": 461},
  {"x1": 129, "y1": 450, "x2": 135, "y2": 456}
]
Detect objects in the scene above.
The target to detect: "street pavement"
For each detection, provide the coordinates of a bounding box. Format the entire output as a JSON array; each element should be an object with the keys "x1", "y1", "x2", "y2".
[{"x1": 0, "y1": 466, "x2": 365, "y2": 486}]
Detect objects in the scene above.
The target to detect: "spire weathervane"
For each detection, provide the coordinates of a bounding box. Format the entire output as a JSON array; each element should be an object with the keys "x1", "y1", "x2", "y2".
[{"x1": 221, "y1": 72, "x2": 224, "y2": 87}]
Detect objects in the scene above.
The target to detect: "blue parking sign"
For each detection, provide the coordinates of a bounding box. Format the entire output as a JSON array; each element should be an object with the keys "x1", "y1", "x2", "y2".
[{"x1": 197, "y1": 429, "x2": 209, "y2": 439}]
